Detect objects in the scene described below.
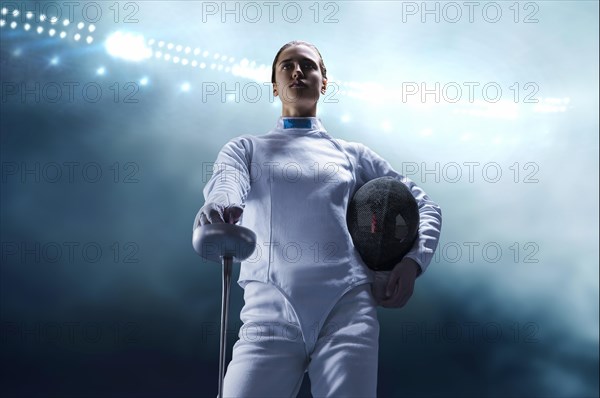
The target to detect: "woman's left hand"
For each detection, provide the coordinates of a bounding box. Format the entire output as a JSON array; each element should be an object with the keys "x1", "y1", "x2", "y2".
[{"x1": 378, "y1": 258, "x2": 420, "y2": 308}]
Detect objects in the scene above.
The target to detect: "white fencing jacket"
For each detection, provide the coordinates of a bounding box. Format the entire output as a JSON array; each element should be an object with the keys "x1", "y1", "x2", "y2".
[{"x1": 201, "y1": 116, "x2": 442, "y2": 313}]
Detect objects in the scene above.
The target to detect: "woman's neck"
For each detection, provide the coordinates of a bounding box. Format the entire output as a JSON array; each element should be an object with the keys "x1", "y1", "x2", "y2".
[{"x1": 281, "y1": 105, "x2": 317, "y2": 117}]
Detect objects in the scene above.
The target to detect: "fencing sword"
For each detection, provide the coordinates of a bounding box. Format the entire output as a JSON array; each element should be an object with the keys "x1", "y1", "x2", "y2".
[{"x1": 192, "y1": 222, "x2": 256, "y2": 398}]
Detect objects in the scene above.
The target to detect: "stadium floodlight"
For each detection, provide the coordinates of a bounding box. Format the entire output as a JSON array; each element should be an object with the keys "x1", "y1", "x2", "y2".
[{"x1": 105, "y1": 31, "x2": 151, "y2": 62}]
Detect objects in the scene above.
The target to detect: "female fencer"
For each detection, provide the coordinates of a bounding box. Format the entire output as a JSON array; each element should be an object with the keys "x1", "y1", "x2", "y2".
[{"x1": 194, "y1": 40, "x2": 442, "y2": 397}]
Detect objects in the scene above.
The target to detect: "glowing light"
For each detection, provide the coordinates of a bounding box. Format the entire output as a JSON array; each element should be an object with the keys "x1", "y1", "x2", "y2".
[
  {"x1": 203, "y1": 50, "x2": 209, "y2": 57},
  {"x1": 176, "y1": 44, "x2": 182, "y2": 52},
  {"x1": 140, "y1": 77, "x2": 149, "y2": 86},
  {"x1": 181, "y1": 82, "x2": 191, "y2": 92},
  {"x1": 217, "y1": 64, "x2": 223, "y2": 71},
  {"x1": 155, "y1": 51, "x2": 162, "y2": 58},
  {"x1": 173, "y1": 56, "x2": 180, "y2": 64},
  {"x1": 1, "y1": 20, "x2": 7, "y2": 27},
  {"x1": 88, "y1": 24, "x2": 96, "y2": 32},
  {"x1": 10, "y1": 21, "x2": 17, "y2": 29},
  {"x1": 59, "y1": 31, "x2": 66, "y2": 39},
  {"x1": 36, "y1": 26, "x2": 43, "y2": 34},
  {"x1": 74, "y1": 33, "x2": 81, "y2": 41},
  {"x1": 86, "y1": 36, "x2": 93, "y2": 44},
  {"x1": 148, "y1": 38, "x2": 155, "y2": 45},
  {"x1": 24, "y1": 23, "x2": 30, "y2": 31},
  {"x1": 39, "y1": 14, "x2": 46, "y2": 21},
  {"x1": 231, "y1": 58, "x2": 270, "y2": 81},
  {"x1": 381, "y1": 120, "x2": 392, "y2": 132},
  {"x1": 200, "y1": 62, "x2": 206, "y2": 69},
  {"x1": 50, "y1": 16, "x2": 58, "y2": 24},
  {"x1": 229, "y1": 57, "x2": 235, "y2": 63},
  {"x1": 341, "y1": 114, "x2": 351, "y2": 123},
  {"x1": 167, "y1": 43, "x2": 174, "y2": 50},
  {"x1": 50, "y1": 57, "x2": 59, "y2": 65},
  {"x1": 193, "y1": 48, "x2": 200, "y2": 55},
  {"x1": 158, "y1": 41, "x2": 164, "y2": 47},
  {"x1": 12, "y1": 9, "x2": 19, "y2": 17},
  {"x1": 221, "y1": 55, "x2": 227, "y2": 61},
  {"x1": 105, "y1": 31, "x2": 151, "y2": 62},
  {"x1": 214, "y1": 53, "x2": 220, "y2": 59},
  {"x1": 1, "y1": 8, "x2": 6, "y2": 16},
  {"x1": 63, "y1": 19, "x2": 70, "y2": 26},
  {"x1": 77, "y1": 22, "x2": 85, "y2": 29},
  {"x1": 185, "y1": 46, "x2": 191, "y2": 54},
  {"x1": 48, "y1": 28, "x2": 56, "y2": 36},
  {"x1": 97, "y1": 66, "x2": 106, "y2": 75},
  {"x1": 191, "y1": 60, "x2": 198, "y2": 67},
  {"x1": 182, "y1": 58, "x2": 189, "y2": 66},
  {"x1": 164, "y1": 53, "x2": 171, "y2": 61},
  {"x1": 26, "y1": 11, "x2": 33, "y2": 19},
  {"x1": 210, "y1": 63, "x2": 216, "y2": 69}
]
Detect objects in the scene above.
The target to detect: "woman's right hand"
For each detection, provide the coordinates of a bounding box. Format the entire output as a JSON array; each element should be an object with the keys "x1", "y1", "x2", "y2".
[{"x1": 194, "y1": 203, "x2": 244, "y2": 227}]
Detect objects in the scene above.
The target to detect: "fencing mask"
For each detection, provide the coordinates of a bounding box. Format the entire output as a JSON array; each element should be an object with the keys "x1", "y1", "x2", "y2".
[{"x1": 347, "y1": 176, "x2": 420, "y2": 271}]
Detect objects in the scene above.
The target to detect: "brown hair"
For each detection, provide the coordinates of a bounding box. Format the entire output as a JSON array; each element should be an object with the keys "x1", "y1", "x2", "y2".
[{"x1": 271, "y1": 41, "x2": 328, "y2": 85}]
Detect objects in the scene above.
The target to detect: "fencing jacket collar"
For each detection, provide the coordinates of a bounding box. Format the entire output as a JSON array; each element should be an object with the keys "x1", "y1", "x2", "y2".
[{"x1": 274, "y1": 116, "x2": 326, "y2": 135}]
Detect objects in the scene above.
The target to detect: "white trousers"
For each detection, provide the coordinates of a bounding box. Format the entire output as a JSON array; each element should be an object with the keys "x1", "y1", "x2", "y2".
[{"x1": 222, "y1": 281, "x2": 380, "y2": 397}]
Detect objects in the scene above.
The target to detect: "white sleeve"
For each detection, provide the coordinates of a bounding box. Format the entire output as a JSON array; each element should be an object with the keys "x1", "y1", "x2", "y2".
[
  {"x1": 358, "y1": 144, "x2": 442, "y2": 276},
  {"x1": 193, "y1": 137, "x2": 252, "y2": 229}
]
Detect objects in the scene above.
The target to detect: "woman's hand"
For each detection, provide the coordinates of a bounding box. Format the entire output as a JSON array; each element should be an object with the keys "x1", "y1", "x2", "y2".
[
  {"x1": 373, "y1": 258, "x2": 420, "y2": 308},
  {"x1": 194, "y1": 203, "x2": 244, "y2": 227}
]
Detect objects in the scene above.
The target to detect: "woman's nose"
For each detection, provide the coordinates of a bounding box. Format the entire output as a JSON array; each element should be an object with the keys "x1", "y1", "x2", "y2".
[{"x1": 292, "y1": 64, "x2": 303, "y2": 78}]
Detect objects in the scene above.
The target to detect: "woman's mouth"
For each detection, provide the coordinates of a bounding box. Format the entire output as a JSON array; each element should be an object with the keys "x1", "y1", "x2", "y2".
[{"x1": 289, "y1": 81, "x2": 307, "y2": 88}]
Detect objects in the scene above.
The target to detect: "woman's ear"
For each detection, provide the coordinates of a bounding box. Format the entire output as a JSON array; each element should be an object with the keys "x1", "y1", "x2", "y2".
[
  {"x1": 273, "y1": 82, "x2": 279, "y2": 97},
  {"x1": 321, "y1": 78, "x2": 328, "y2": 94}
]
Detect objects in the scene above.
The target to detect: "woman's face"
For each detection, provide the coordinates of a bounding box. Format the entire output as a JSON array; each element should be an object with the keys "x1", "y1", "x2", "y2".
[{"x1": 273, "y1": 44, "x2": 327, "y2": 117}]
